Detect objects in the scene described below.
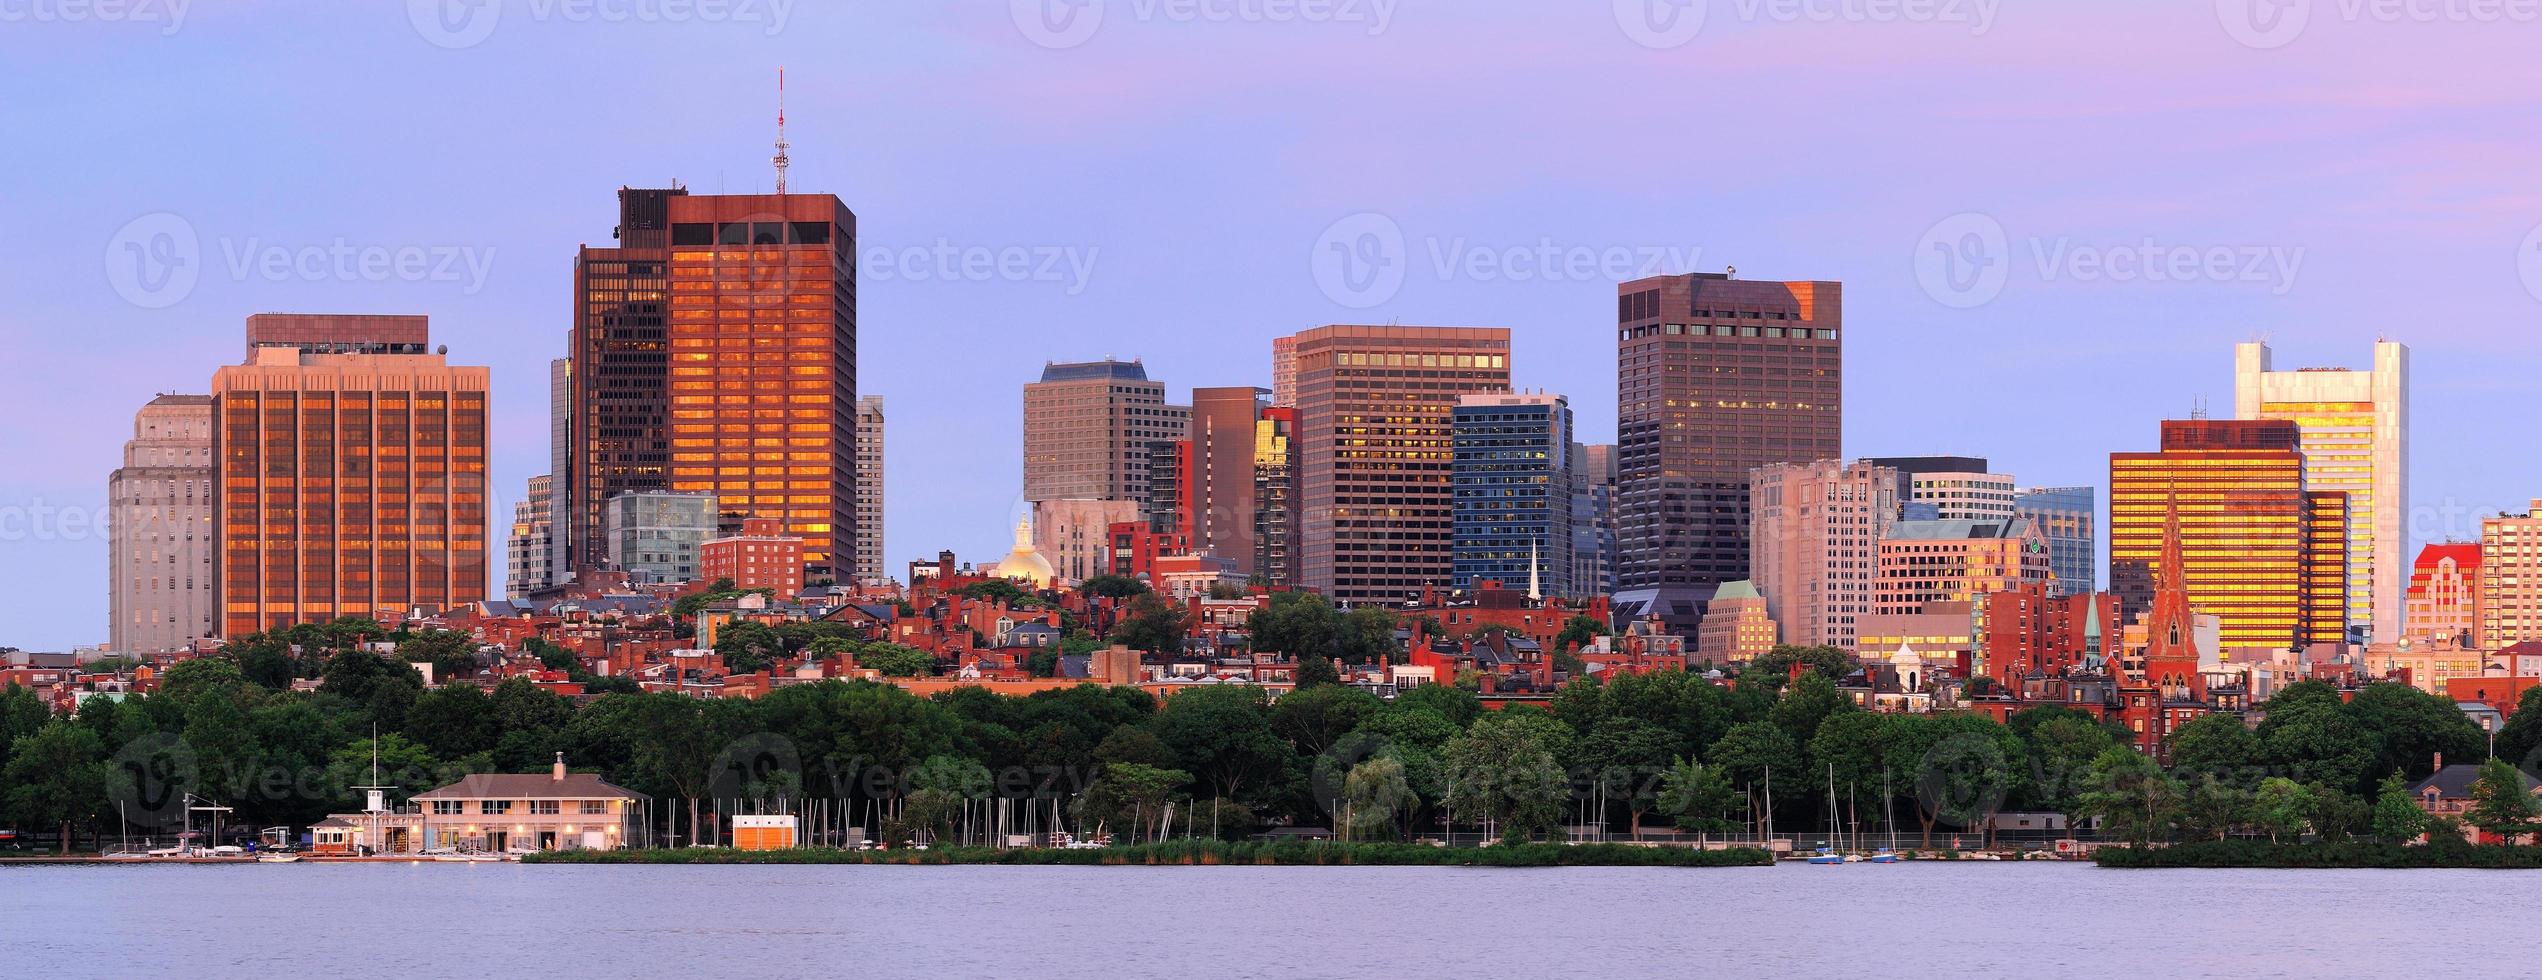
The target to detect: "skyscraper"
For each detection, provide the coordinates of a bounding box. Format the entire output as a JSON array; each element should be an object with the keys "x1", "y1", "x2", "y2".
[
  {"x1": 1271, "y1": 335, "x2": 1298, "y2": 409},
  {"x1": 1750, "y1": 459, "x2": 1899, "y2": 651},
  {"x1": 1290, "y1": 325, "x2": 1512, "y2": 605},
  {"x1": 1185, "y1": 386, "x2": 1266, "y2": 573},
  {"x1": 1614, "y1": 273, "x2": 1841, "y2": 634},
  {"x1": 213, "y1": 315, "x2": 489, "y2": 637},
  {"x1": 854, "y1": 394, "x2": 885, "y2": 582},
  {"x1": 1021, "y1": 359, "x2": 1186, "y2": 503},
  {"x1": 1571, "y1": 443, "x2": 1617, "y2": 598},
  {"x1": 2235, "y1": 341, "x2": 2408, "y2": 642},
  {"x1": 1451, "y1": 392, "x2": 1576, "y2": 598},
  {"x1": 2480, "y1": 503, "x2": 2542, "y2": 650},
  {"x1": 1254, "y1": 406, "x2": 1297, "y2": 587},
  {"x1": 1866, "y1": 456, "x2": 2017, "y2": 522},
  {"x1": 574, "y1": 187, "x2": 861, "y2": 581},
  {"x1": 506, "y1": 474, "x2": 557, "y2": 600},
  {"x1": 2109, "y1": 419, "x2": 2347, "y2": 651},
  {"x1": 109, "y1": 394, "x2": 215, "y2": 654},
  {"x1": 547, "y1": 356, "x2": 573, "y2": 588},
  {"x1": 2016, "y1": 486, "x2": 2098, "y2": 597}
]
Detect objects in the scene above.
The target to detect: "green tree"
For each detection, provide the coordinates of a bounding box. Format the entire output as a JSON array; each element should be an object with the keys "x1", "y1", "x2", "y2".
[
  {"x1": 1709, "y1": 721, "x2": 1806, "y2": 814},
  {"x1": 1080, "y1": 574, "x2": 1149, "y2": 599},
  {"x1": 1, "y1": 721, "x2": 114, "y2": 854},
  {"x1": 1109, "y1": 593, "x2": 1188, "y2": 656},
  {"x1": 1293, "y1": 655, "x2": 1340, "y2": 689},
  {"x1": 2344, "y1": 682, "x2": 2487, "y2": 786},
  {"x1": 2371, "y1": 772, "x2": 2431, "y2": 844},
  {"x1": 2249, "y1": 777, "x2": 2315, "y2": 842},
  {"x1": 1269, "y1": 684, "x2": 1380, "y2": 759},
  {"x1": 160, "y1": 657, "x2": 248, "y2": 707},
  {"x1": 2256, "y1": 699, "x2": 2382, "y2": 794},
  {"x1": 2075, "y1": 747, "x2": 2181, "y2": 847},
  {"x1": 957, "y1": 579, "x2": 1032, "y2": 606},
  {"x1": 395, "y1": 631, "x2": 479, "y2": 679},
  {"x1": 2494, "y1": 686, "x2": 2542, "y2": 771},
  {"x1": 1573, "y1": 717, "x2": 1680, "y2": 836},
  {"x1": 2015, "y1": 712, "x2": 2120, "y2": 814},
  {"x1": 2165, "y1": 713, "x2": 2261, "y2": 782},
  {"x1": 1074, "y1": 762, "x2": 1189, "y2": 843},
  {"x1": 856, "y1": 644, "x2": 937, "y2": 678},
  {"x1": 1150, "y1": 686, "x2": 1292, "y2": 803},
  {"x1": 2465, "y1": 756, "x2": 2539, "y2": 843},
  {"x1": 1657, "y1": 757, "x2": 1741, "y2": 842},
  {"x1": 1740, "y1": 645, "x2": 1856, "y2": 691},
  {"x1": 404, "y1": 685, "x2": 498, "y2": 760},
  {"x1": 1768, "y1": 672, "x2": 1852, "y2": 747},
  {"x1": 1340, "y1": 755, "x2": 1417, "y2": 840},
  {"x1": 713, "y1": 621, "x2": 785, "y2": 674},
  {"x1": 1552, "y1": 615, "x2": 1609, "y2": 654},
  {"x1": 1443, "y1": 710, "x2": 1572, "y2": 844}
]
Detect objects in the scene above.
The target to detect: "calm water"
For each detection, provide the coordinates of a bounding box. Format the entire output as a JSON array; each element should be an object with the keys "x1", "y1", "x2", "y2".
[{"x1": 4, "y1": 862, "x2": 2533, "y2": 978}]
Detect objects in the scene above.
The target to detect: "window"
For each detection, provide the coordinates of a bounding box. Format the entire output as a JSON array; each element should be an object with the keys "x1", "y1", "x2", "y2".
[
  {"x1": 581, "y1": 801, "x2": 608, "y2": 815},
  {"x1": 531, "y1": 801, "x2": 561, "y2": 815},
  {"x1": 432, "y1": 800, "x2": 463, "y2": 815},
  {"x1": 481, "y1": 800, "x2": 514, "y2": 815}
]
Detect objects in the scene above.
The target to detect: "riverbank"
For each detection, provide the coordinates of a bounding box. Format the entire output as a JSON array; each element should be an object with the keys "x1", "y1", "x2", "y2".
[
  {"x1": 2094, "y1": 840, "x2": 2542, "y2": 869},
  {"x1": 523, "y1": 840, "x2": 1776, "y2": 868}
]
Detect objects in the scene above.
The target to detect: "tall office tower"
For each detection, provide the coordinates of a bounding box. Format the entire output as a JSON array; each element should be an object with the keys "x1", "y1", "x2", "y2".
[
  {"x1": 2017, "y1": 486, "x2": 2098, "y2": 597},
  {"x1": 1143, "y1": 440, "x2": 1188, "y2": 536},
  {"x1": 109, "y1": 394, "x2": 216, "y2": 654},
  {"x1": 1253, "y1": 406, "x2": 1296, "y2": 587},
  {"x1": 1450, "y1": 392, "x2": 1576, "y2": 597},
  {"x1": 2480, "y1": 503, "x2": 2542, "y2": 650},
  {"x1": 1872, "y1": 517, "x2": 2051, "y2": 616},
  {"x1": 1750, "y1": 460, "x2": 1899, "y2": 651},
  {"x1": 1290, "y1": 325, "x2": 1512, "y2": 605},
  {"x1": 506, "y1": 474, "x2": 557, "y2": 600},
  {"x1": 600, "y1": 490, "x2": 718, "y2": 584},
  {"x1": 1865, "y1": 456, "x2": 2017, "y2": 521},
  {"x1": 2109, "y1": 419, "x2": 2348, "y2": 651},
  {"x1": 213, "y1": 315, "x2": 488, "y2": 637},
  {"x1": 2235, "y1": 341, "x2": 2408, "y2": 642},
  {"x1": 1021, "y1": 359, "x2": 1186, "y2": 504},
  {"x1": 1271, "y1": 336, "x2": 1298, "y2": 409},
  {"x1": 1570, "y1": 443, "x2": 1617, "y2": 598},
  {"x1": 547, "y1": 356, "x2": 573, "y2": 586},
  {"x1": 574, "y1": 187, "x2": 860, "y2": 580},
  {"x1": 1033, "y1": 498, "x2": 1141, "y2": 585},
  {"x1": 854, "y1": 395, "x2": 885, "y2": 582},
  {"x1": 2404, "y1": 543, "x2": 2481, "y2": 649},
  {"x1": 1185, "y1": 386, "x2": 1266, "y2": 573},
  {"x1": 1614, "y1": 273, "x2": 1841, "y2": 635}
]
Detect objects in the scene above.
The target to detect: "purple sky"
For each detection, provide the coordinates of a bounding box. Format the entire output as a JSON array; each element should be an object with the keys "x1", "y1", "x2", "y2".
[{"x1": 3, "y1": 2, "x2": 2540, "y2": 651}]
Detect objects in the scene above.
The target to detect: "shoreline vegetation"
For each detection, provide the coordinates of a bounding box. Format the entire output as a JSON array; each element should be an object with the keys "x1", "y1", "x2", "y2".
[
  {"x1": 2094, "y1": 840, "x2": 2542, "y2": 870},
  {"x1": 521, "y1": 840, "x2": 1777, "y2": 868}
]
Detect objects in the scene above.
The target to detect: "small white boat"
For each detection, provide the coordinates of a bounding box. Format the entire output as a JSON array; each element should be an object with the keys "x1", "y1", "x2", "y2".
[{"x1": 257, "y1": 853, "x2": 302, "y2": 864}]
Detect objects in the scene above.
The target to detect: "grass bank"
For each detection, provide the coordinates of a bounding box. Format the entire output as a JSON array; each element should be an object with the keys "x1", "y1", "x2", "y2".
[
  {"x1": 2094, "y1": 840, "x2": 2542, "y2": 869},
  {"x1": 524, "y1": 840, "x2": 1774, "y2": 868}
]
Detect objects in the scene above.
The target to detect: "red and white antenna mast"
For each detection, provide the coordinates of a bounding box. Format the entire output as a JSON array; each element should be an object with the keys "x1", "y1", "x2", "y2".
[{"x1": 773, "y1": 67, "x2": 791, "y2": 196}]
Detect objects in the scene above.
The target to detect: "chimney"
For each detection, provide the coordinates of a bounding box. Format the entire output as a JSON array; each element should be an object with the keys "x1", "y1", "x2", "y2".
[
  {"x1": 553, "y1": 752, "x2": 568, "y2": 782},
  {"x1": 2433, "y1": 752, "x2": 2443, "y2": 773}
]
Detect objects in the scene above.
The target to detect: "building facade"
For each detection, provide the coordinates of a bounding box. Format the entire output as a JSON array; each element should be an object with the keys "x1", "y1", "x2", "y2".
[
  {"x1": 1185, "y1": 386, "x2": 1266, "y2": 573},
  {"x1": 1290, "y1": 325, "x2": 1513, "y2": 605},
  {"x1": 601, "y1": 491, "x2": 717, "y2": 584},
  {"x1": 1614, "y1": 273, "x2": 1841, "y2": 634},
  {"x1": 109, "y1": 394, "x2": 216, "y2": 654},
  {"x1": 698, "y1": 517, "x2": 806, "y2": 595},
  {"x1": 1694, "y1": 579, "x2": 1778, "y2": 665},
  {"x1": 2404, "y1": 542, "x2": 2481, "y2": 649},
  {"x1": 1253, "y1": 406, "x2": 1296, "y2": 588},
  {"x1": 2235, "y1": 341, "x2": 2409, "y2": 642},
  {"x1": 1032, "y1": 498, "x2": 1140, "y2": 585},
  {"x1": 1866, "y1": 457, "x2": 2017, "y2": 521},
  {"x1": 1570, "y1": 443, "x2": 1617, "y2": 600},
  {"x1": 1022, "y1": 359, "x2": 1186, "y2": 504},
  {"x1": 1873, "y1": 518, "x2": 2052, "y2": 616},
  {"x1": 1750, "y1": 459, "x2": 1898, "y2": 651},
  {"x1": 506, "y1": 474, "x2": 558, "y2": 600},
  {"x1": 2017, "y1": 486, "x2": 2098, "y2": 597},
  {"x1": 2481, "y1": 503, "x2": 2542, "y2": 650},
  {"x1": 1450, "y1": 393, "x2": 1576, "y2": 598},
  {"x1": 212, "y1": 315, "x2": 488, "y2": 637},
  {"x1": 854, "y1": 394, "x2": 885, "y2": 583},
  {"x1": 2109, "y1": 419, "x2": 2348, "y2": 651}
]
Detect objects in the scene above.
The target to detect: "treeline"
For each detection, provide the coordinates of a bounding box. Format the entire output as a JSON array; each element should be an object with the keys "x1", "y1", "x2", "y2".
[{"x1": 5, "y1": 640, "x2": 2539, "y2": 855}]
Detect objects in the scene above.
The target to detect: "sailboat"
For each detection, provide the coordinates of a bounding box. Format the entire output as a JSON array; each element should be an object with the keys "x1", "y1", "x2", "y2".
[
  {"x1": 1869, "y1": 772, "x2": 1901, "y2": 863},
  {"x1": 1808, "y1": 767, "x2": 1844, "y2": 865}
]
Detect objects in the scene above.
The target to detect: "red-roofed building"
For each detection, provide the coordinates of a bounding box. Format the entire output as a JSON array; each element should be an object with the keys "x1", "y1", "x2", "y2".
[{"x1": 2405, "y1": 543, "x2": 2483, "y2": 649}]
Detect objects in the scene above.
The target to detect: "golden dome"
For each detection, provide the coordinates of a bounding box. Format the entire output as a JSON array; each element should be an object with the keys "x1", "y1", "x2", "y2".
[{"x1": 993, "y1": 515, "x2": 1055, "y2": 588}]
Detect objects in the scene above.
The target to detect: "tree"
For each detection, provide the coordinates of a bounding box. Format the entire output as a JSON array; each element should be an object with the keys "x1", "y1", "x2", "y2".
[
  {"x1": 2256, "y1": 699, "x2": 2382, "y2": 795},
  {"x1": 713, "y1": 621, "x2": 784, "y2": 675},
  {"x1": 2249, "y1": 777, "x2": 2314, "y2": 842},
  {"x1": 1340, "y1": 755, "x2": 1417, "y2": 840},
  {"x1": 404, "y1": 685, "x2": 498, "y2": 760},
  {"x1": 1768, "y1": 672, "x2": 1852, "y2": 747},
  {"x1": 1552, "y1": 615, "x2": 1609, "y2": 655},
  {"x1": 957, "y1": 579, "x2": 1031, "y2": 606},
  {"x1": 2495, "y1": 686, "x2": 2542, "y2": 772},
  {"x1": 2165, "y1": 713, "x2": 2260, "y2": 783},
  {"x1": 1657, "y1": 757, "x2": 1741, "y2": 842},
  {"x1": 1572, "y1": 717, "x2": 1680, "y2": 836},
  {"x1": 1269, "y1": 684, "x2": 1380, "y2": 759},
  {"x1": 396, "y1": 630, "x2": 479, "y2": 679},
  {"x1": 1080, "y1": 575, "x2": 1149, "y2": 599},
  {"x1": 2344, "y1": 682, "x2": 2486, "y2": 786},
  {"x1": 160, "y1": 657, "x2": 247, "y2": 707},
  {"x1": 1149, "y1": 686, "x2": 1291, "y2": 804},
  {"x1": 1709, "y1": 721, "x2": 1806, "y2": 816},
  {"x1": 2015, "y1": 712, "x2": 2119, "y2": 815},
  {"x1": 1025, "y1": 648, "x2": 1062, "y2": 678},
  {"x1": 1339, "y1": 607, "x2": 1400, "y2": 665},
  {"x1": 1074, "y1": 763, "x2": 1189, "y2": 843},
  {"x1": 1, "y1": 722, "x2": 113, "y2": 854},
  {"x1": 2372, "y1": 772, "x2": 2431, "y2": 844},
  {"x1": 856, "y1": 644, "x2": 937, "y2": 678},
  {"x1": 2075, "y1": 747, "x2": 2181, "y2": 847},
  {"x1": 1293, "y1": 655, "x2": 1340, "y2": 689},
  {"x1": 1109, "y1": 593, "x2": 1188, "y2": 656},
  {"x1": 2465, "y1": 757, "x2": 2539, "y2": 844},
  {"x1": 1443, "y1": 711, "x2": 1572, "y2": 844},
  {"x1": 318, "y1": 650, "x2": 420, "y2": 704},
  {"x1": 1739, "y1": 645, "x2": 1856, "y2": 691}
]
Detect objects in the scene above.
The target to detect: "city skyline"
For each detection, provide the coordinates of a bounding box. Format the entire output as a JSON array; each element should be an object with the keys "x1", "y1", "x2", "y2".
[{"x1": 9, "y1": 5, "x2": 2542, "y2": 649}]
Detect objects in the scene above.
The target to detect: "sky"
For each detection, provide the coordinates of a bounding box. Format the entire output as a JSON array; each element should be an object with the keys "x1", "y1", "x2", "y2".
[{"x1": 3, "y1": 1, "x2": 2541, "y2": 651}]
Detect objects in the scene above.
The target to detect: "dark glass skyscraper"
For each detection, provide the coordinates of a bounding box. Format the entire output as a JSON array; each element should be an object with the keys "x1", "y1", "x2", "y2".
[{"x1": 1451, "y1": 393, "x2": 1575, "y2": 597}]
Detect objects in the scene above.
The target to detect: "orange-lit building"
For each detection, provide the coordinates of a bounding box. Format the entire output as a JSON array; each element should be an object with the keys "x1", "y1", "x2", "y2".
[
  {"x1": 1872, "y1": 517, "x2": 2052, "y2": 616},
  {"x1": 1981, "y1": 581, "x2": 2120, "y2": 689},
  {"x1": 699, "y1": 517, "x2": 806, "y2": 594},
  {"x1": 2405, "y1": 542, "x2": 2482, "y2": 648},
  {"x1": 2110, "y1": 419, "x2": 2347, "y2": 651},
  {"x1": 212, "y1": 315, "x2": 488, "y2": 637},
  {"x1": 574, "y1": 187, "x2": 860, "y2": 582}
]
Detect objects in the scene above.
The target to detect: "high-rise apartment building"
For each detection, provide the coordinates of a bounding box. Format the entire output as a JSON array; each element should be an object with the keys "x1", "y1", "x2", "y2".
[
  {"x1": 1750, "y1": 459, "x2": 1899, "y2": 651},
  {"x1": 601, "y1": 491, "x2": 718, "y2": 584},
  {"x1": 854, "y1": 395, "x2": 885, "y2": 582},
  {"x1": 213, "y1": 315, "x2": 488, "y2": 637},
  {"x1": 109, "y1": 394, "x2": 215, "y2": 654},
  {"x1": 574, "y1": 187, "x2": 861, "y2": 580},
  {"x1": 2016, "y1": 486, "x2": 2098, "y2": 597},
  {"x1": 2109, "y1": 419, "x2": 2347, "y2": 651},
  {"x1": 1866, "y1": 457, "x2": 2017, "y2": 522},
  {"x1": 1290, "y1": 325, "x2": 1512, "y2": 605},
  {"x1": 1571, "y1": 443, "x2": 1617, "y2": 599},
  {"x1": 547, "y1": 356, "x2": 573, "y2": 586},
  {"x1": 2404, "y1": 542, "x2": 2481, "y2": 649},
  {"x1": 506, "y1": 474, "x2": 557, "y2": 600},
  {"x1": 1271, "y1": 335, "x2": 1298, "y2": 409},
  {"x1": 2235, "y1": 341, "x2": 2408, "y2": 642},
  {"x1": 1253, "y1": 406, "x2": 1297, "y2": 588},
  {"x1": 1614, "y1": 273, "x2": 1841, "y2": 634},
  {"x1": 1022, "y1": 359, "x2": 1186, "y2": 504},
  {"x1": 1873, "y1": 518, "x2": 2051, "y2": 616},
  {"x1": 1450, "y1": 392, "x2": 1576, "y2": 598},
  {"x1": 2480, "y1": 503, "x2": 2542, "y2": 650}
]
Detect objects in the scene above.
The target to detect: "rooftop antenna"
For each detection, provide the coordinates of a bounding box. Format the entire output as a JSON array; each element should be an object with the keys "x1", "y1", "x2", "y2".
[{"x1": 773, "y1": 67, "x2": 791, "y2": 196}]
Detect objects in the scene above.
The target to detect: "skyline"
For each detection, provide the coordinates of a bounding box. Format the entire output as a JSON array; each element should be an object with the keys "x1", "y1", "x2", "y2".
[{"x1": 10, "y1": 3, "x2": 2542, "y2": 649}]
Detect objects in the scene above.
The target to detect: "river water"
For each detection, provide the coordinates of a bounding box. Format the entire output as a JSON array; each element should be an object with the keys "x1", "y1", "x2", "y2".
[{"x1": 3, "y1": 862, "x2": 2530, "y2": 978}]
